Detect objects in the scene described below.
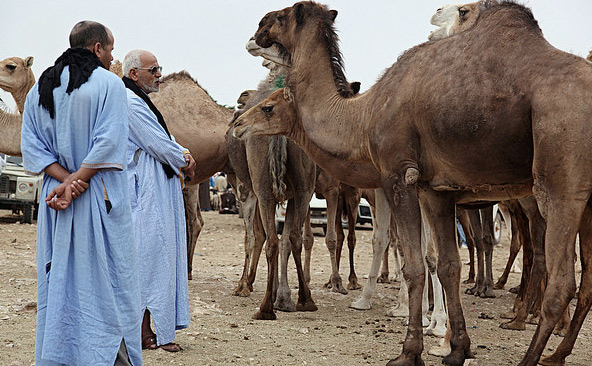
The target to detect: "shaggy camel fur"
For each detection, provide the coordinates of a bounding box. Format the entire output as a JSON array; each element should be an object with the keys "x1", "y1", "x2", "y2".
[
  {"x1": 239, "y1": 2, "x2": 592, "y2": 365},
  {"x1": 0, "y1": 56, "x2": 35, "y2": 156}
]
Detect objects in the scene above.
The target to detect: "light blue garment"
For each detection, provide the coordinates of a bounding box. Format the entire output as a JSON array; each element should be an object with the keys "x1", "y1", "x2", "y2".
[
  {"x1": 126, "y1": 89, "x2": 190, "y2": 346},
  {"x1": 21, "y1": 67, "x2": 142, "y2": 366}
]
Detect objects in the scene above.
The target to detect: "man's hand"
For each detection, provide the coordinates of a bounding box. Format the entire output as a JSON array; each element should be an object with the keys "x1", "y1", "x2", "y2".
[
  {"x1": 70, "y1": 179, "x2": 89, "y2": 199},
  {"x1": 182, "y1": 153, "x2": 196, "y2": 181},
  {"x1": 46, "y1": 182, "x2": 73, "y2": 211}
]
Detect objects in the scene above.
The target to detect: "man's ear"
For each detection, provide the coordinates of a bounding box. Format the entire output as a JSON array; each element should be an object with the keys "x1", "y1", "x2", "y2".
[
  {"x1": 129, "y1": 68, "x2": 139, "y2": 82},
  {"x1": 91, "y1": 42, "x2": 101, "y2": 57}
]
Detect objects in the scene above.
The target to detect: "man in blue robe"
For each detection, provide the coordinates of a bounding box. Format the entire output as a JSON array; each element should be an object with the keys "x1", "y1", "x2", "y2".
[
  {"x1": 21, "y1": 21, "x2": 142, "y2": 365},
  {"x1": 121, "y1": 49, "x2": 195, "y2": 352}
]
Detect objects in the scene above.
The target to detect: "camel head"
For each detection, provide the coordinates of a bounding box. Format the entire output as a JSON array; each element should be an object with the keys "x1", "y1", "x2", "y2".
[
  {"x1": 232, "y1": 88, "x2": 294, "y2": 139},
  {"x1": 428, "y1": 1, "x2": 494, "y2": 40},
  {"x1": 236, "y1": 89, "x2": 257, "y2": 110},
  {"x1": 253, "y1": 2, "x2": 338, "y2": 67},
  {"x1": 0, "y1": 56, "x2": 35, "y2": 112},
  {"x1": 246, "y1": 37, "x2": 288, "y2": 67}
]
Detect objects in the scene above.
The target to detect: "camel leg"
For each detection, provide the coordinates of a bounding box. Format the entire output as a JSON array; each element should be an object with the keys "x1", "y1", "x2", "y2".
[
  {"x1": 540, "y1": 203, "x2": 592, "y2": 366},
  {"x1": 302, "y1": 209, "x2": 314, "y2": 287},
  {"x1": 501, "y1": 197, "x2": 546, "y2": 330},
  {"x1": 428, "y1": 322, "x2": 452, "y2": 357},
  {"x1": 345, "y1": 187, "x2": 362, "y2": 290},
  {"x1": 464, "y1": 209, "x2": 484, "y2": 295},
  {"x1": 495, "y1": 201, "x2": 522, "y2": 289},
  {"x1": 384, "y1": 181, "x2": 425, "y2": 366},
  {"x1": 248, "y1": 204, "x2": 266, "y2": 290},
  {"x1": 420, "y1": 190, "x2": 473, "y2": 366},
  {"x1": 323, "y1": 188, "x2": 347, "y2": 294},
  {"x1": 425, "y1": 224, "x2": 447, "y2": 338},
  {"x1": 479, "y1": 206, "x2": 496, "y2": 298},
  {"x1": 183, "y1": 184, "x2": 202, "y2": 281},
  {"x1": 233, "y1": 191, "x2": 259, "y2": 297},
  {"x1": 518, "y1": 199, "x2": 583, "y2": 366},
  {"x1": 457, "y1": 210, "x2": 475, "y2": 284},
  {"x1": 275, "y1": 199, "x2": 297, "y2": 312},
  {"x1": 350, "y1": 188, "x2": 390, "y2": 310},
  {"x1": 252, "y1": 193, "x2": 279, "y2": 320},
  {"x1": 378, "y1": 243, "x2": 391, "y2": 283}
]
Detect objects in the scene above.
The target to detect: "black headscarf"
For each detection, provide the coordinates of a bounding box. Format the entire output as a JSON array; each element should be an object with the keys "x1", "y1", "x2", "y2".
[
  {"x1": 38, "y1": 48, "x2": 103, "y2": 119},
  {"x1": 122, "y1": 76, "x2": 177, "y2": 179}
]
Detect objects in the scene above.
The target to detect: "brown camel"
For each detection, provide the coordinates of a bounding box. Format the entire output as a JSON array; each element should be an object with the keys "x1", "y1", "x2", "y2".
[
  {"x1": 150, "y1": 71, "x2": 234, "y2": 280},
  {"x1": 235, "y1": 2, "x2": 592, "y2": 365},
  {"x1": 0, "y1": 56, "x2": 35, "y2": 156},
  {"x1": 227, "y1": 70, "x2": 319, "y2": 318},
  {"x1": 430, "y1": 0, "x2": 573, "y2": 339}
]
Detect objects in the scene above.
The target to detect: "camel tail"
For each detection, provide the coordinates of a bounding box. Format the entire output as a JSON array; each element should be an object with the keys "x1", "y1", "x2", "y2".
[{"x1": 269, "y1": 135, "x2": 288, "y2": 203}]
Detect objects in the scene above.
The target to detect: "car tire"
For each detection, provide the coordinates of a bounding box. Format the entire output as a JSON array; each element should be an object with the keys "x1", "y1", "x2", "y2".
[
  {"x1": 23, "y1": 204, "x2": 33, "y2": 224},
  {"x1": 493, "y1": 211, "x2": 503, "y2": 244}
]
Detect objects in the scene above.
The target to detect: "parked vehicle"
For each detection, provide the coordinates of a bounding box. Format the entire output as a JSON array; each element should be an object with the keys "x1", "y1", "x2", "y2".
[
  {"x1": 0, "y1": 154, "x2": 43, "y2": 224},
  {"x1": 275, "y1": 194, "x2": 372, "y2": 235}
]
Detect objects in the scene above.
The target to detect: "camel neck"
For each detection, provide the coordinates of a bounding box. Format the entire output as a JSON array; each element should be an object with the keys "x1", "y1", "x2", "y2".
[
  {"x1": 12, "y1": 81, "x2": 33, "y2": 113},
  {"x1": 0, "y1": 108, "x2": 22, "y2": 156}
]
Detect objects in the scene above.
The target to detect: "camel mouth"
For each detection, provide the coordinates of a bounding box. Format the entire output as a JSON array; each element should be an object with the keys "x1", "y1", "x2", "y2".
[{"x1": 232, "y1": 125, "x2": 248, "y2": 139}]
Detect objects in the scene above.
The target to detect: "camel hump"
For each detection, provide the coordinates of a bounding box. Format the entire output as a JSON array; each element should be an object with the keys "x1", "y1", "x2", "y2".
[{"x1": 269, "y1": 135, "x2": 288, "y2": 202}]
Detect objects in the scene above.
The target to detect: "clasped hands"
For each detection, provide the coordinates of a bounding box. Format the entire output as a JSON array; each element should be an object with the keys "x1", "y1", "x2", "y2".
[{"x1": 46, "y1": 175, "x2": 89, "y2": 211}]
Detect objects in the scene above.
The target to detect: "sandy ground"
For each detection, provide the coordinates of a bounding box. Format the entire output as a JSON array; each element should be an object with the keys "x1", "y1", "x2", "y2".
[{"x1": 0, "y1": 209, "x2": 590, "y2": 366}]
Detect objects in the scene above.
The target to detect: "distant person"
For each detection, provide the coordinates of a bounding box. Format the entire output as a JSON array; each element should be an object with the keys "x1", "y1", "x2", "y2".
[
  {"x1": 21, "y1": 21, "x2": 142, "y2": 365},
  {"x1": 122, "y1": 49, "x2": 195, "y2": 352}
]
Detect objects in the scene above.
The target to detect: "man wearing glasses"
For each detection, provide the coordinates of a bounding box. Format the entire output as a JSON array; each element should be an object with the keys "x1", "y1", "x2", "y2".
[{"x1": 122, "y1": 50, "x2": 195, "y2": 352}]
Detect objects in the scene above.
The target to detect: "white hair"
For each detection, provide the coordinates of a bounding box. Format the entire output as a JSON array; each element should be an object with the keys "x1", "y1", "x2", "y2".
[{"x1": 122, "y1": 49, "x2": 144, "y2": 77}]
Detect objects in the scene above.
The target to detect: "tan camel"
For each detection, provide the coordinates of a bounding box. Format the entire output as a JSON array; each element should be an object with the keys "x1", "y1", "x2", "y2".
[
  {"x1": 0, "y1": 56, "x2": 35, "y2": 156},
  {"x1": 150, "y1": 71, "x2": 234, "y2": 280},
  {"x1": 238, "y1": 2, "x2": 592, "y2": 365}
]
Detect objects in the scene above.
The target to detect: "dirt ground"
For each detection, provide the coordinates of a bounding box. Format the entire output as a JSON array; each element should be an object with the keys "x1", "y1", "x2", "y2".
[{"x1": 0, "y1": 209, "x2": 590, "y2": 366}]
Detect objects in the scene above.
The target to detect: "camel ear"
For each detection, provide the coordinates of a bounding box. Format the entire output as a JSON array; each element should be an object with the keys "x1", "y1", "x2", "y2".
[
  {"x1": 294, "y1": 3, "x2": 306, "y2": 25},
  {"x1": 329, "y1": 10, "x2": 338, "y2": 22},
  {"x1": 350, "y1": 81, "x2": 361, "y2": 95},
  {"x1": 24, "y1": 56, "x2": 34, "y2": 68}
]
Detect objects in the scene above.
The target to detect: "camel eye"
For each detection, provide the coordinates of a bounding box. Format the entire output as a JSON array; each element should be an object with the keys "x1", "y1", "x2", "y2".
[
  {"x1": 6, "y1": 64, "x2": 16, "y2": 71},
  {"x1": 459, "y1": 9, "x2": 468, "y2": 17},
  {"x1": 261, "y1": 105, "x2": 274, "y2": 113}
]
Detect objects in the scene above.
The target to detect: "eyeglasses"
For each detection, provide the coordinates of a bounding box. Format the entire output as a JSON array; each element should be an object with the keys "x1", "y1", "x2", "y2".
[{"x1": 135, "y1": 66, "x2": 162, "y2": 75}]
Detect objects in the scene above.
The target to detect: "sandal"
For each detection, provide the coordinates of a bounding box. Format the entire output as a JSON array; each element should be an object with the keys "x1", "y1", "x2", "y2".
[
  {"x1": 159, "y1": 342, "x2": 182, "y2": 352},
  {"x1": 142, "y1": 335, "x2": 158, "y2": 350}
]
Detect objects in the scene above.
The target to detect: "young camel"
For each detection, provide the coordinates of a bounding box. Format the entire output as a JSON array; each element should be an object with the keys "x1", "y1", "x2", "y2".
[
  {"x1": 238, "y1": 2, "x2": 592, "y2": 366},
  {"x1": 0, "y1": 56, "x2": 35, "y2": 156}
]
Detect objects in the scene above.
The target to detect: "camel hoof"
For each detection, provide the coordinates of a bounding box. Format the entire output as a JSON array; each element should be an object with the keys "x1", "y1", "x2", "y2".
[
  {"x1": 377, "y1": 273, "x2": 391, "y2": 283},
  {"x1": 508, "y1": 286, "x2": 520, "y2": 294},
  {"x1": 332, "y1": 284, "x2": 348, "y2": 295},
  {"x1": 297, "y1": 300, "x2": 318, "y2": 312},
  {"x1": 463, "y1": 278, "x2": 475, "y2": 284},
  {"x1": 252, "y1": 310, "x2": 276, "y2": 320},
  {"x1": 499, "y1": 310, "x2": 516, "y2": 319},
  {"x1": 274, "y1": 298, "x2": 297, "y2": 312},
  {"x1": 500, "y1": 320, "x2": 525, "y2": 330},
  {"x1": 347, "y1": 279, "x2": 362, "y2": 291},
  {"x1": 442, "y1": 350, "x2": 471, "y2": 366},
  {"x1": 428, "y1": 344, "x2": 451, "y2": 357},
  {"x1": 386, "y1": 354, "x2": 425, "y2": 366},
  {"x1": 350, "y1": 297, "x2": 371, "y2": 310},
  {"x1": 424, "y1": 326, "x2": 447, "y2": 338},
  {"x1": 233, "y1": 284, "x2": 252, "y2": 297},
  {"x1": 526, "y1": 315, "x2": 540, "y2": 325},
  {"x1": 465, "y1": 287, "x2": 476, "y2": 295},
  {"x1": 539, "y1": 353, "x2": 566, "y2": 366},
  {"x1": 386, "y1": 305, "x2": 409, "y2": 318},
  {"x1": 479, "y1": 289, "x2": 496, "y2": 298},
  {"x1": 493, "y1": 281, "x2": 505, "y2": 290}
]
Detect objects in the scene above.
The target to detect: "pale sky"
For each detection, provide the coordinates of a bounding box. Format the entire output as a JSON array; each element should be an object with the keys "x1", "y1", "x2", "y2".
[{"x1": 1, "y1": 0, "x2": 591, "y2": 110}]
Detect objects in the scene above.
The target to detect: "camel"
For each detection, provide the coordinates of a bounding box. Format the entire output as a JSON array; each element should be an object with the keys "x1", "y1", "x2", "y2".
[
  {"x1": 227, "y1": 70, "x2": 319, "y2": 318},
  {"x1": 150, "y1": 71, "x2": 234, "y2": 280},
  {"x1": 0, "y1": 56, "x2": 35, "y2": 156},
  {"x1": 236, "y1": 2, "x2": 592, "y2": 365}
]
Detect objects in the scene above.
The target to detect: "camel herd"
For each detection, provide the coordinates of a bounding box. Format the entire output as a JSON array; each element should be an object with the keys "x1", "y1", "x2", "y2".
[{"x1": 2, "y1": 1, "x2": 592, "y2": 366}]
